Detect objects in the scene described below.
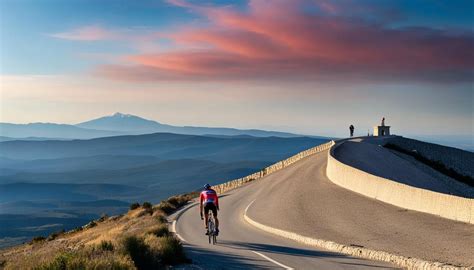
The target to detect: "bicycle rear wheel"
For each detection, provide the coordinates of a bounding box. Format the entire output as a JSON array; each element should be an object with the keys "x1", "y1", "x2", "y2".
[
  {"x1": 207, "y1": 217, "x2": 214, "y2": 244},
  {"x1": 207, "y1": 222, "x2": 212, "y2": 244}
]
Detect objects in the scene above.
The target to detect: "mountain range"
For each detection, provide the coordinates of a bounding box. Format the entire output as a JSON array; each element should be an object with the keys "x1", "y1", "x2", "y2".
[
  {"x1": 0, "y1": 113, "x2": 312, "y2": 139},
  {"x1": 0, "y1": 131, "x2": 328, "y2": 246}
]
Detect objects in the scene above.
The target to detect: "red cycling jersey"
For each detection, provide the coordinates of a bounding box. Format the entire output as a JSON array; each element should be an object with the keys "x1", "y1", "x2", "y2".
[{"x1": 200, "y1": 189, "x2": 219, "y2": 208}]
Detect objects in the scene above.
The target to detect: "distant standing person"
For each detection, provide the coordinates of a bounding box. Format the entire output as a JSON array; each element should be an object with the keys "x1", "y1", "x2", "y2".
[
  {"x1": 349, "y1": 125, "x2": 354, "y2": 137},
  {"x1": 381, "y1": 117, "x2": 385, "y2": 126}
]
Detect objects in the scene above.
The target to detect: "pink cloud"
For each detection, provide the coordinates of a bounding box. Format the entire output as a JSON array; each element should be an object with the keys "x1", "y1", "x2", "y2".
[{"x1": 96, "y1": 0, "x2": 474, "y2": 82}]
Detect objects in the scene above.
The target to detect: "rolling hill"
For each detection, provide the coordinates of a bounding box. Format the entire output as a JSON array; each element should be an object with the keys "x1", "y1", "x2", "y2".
[{"x1": 0, "y1": 132, "x2": 326, "y2": 161}]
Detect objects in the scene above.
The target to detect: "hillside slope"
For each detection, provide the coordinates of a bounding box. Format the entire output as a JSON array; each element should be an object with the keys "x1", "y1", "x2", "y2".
[
  {"x1": 0, "y1": 133, "x2": 326, "y2": 161},
  {"x1": 0, "y1": 197, "x2": 191, "y2": 269}
]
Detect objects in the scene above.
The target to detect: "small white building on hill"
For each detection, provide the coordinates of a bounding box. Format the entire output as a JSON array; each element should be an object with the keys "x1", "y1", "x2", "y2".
[{"x1": 374, "y1": 117, "x2": 390, "y2": 136}]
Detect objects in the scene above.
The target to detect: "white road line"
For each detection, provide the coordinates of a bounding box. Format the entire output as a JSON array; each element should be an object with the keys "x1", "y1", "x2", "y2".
[
  {"x1": 246, "y1": 200, "x2": 294, "y2": 269},
  {"x1": 252, "y1": 251, "x2": 295, "y2": 270},
  {"x1": 172, "y1": 220, "x2": 187, "y2": 243},
  {"x1": 171, "y1": 220, "x2": 177, "y2": 233},
  {"x1": 170, "y1": 201, "x2": 200, "y2": 244},
  {"x1": 244, "y1": 199, "x2": 256, "y2": 215},
  {"x1": 175, "y1": 233, "x2": 187, "y2": 243}
]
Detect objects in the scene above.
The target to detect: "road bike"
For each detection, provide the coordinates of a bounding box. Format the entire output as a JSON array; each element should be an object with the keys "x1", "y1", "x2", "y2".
[{"x1": 207, "y1": 210, "x2": 217, "y2": 244}]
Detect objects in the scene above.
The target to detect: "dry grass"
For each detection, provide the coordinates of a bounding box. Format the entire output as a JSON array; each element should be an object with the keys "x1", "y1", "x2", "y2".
[
  {"x1": 26, "y1": 249, "x2": 135, "y2": 270},
  {"x1": 147, "y1": 224, "x2": 170, "y2": 238},
  {"x1": 0, "y1": 195, "x2": 192, "y2": 270},
  {"x1": 154, "y1": 193, "x2": 196, "y2": 215}
]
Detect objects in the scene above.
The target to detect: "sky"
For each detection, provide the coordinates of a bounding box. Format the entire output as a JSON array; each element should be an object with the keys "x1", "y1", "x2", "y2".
[{"x1": 0, "y1": 0, "x2": 473, "y2": 138}]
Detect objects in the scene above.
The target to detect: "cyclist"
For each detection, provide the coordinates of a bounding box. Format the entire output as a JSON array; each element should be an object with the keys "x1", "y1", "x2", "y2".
[{"x1": 200, "y1": 184, "x2": 219, "y2": 235}]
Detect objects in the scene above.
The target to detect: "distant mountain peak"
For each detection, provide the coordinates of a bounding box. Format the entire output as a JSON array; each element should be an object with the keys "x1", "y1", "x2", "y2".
[
  {"x1": 112, "y1": 112, "x2": 134, "y2": 118},
  {"x1": 76, "y1": 112, "x2": 162, "y2": 132}
]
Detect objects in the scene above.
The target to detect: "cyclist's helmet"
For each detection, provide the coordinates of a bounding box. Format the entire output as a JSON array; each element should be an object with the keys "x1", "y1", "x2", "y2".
[{"x1": 204, "y1": 184, "x2": 211, "y2": 190}]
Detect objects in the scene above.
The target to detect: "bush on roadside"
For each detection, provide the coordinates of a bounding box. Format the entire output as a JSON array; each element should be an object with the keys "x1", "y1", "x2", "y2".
[
  {"x1": 167, "y1": 196, "x2": 188, "y2": 208},
  {"x1": 130, "y1": 202, "x2": 140, "y2": 210},
  {"x1": 156, "y1": 201, "x2": 175, "y2": 215},
  {"x1": 158, "y1": 236, "x2": 188, "y2": 265},
  {"x1": 155, "y1": 194, "x2": 192, "y2": 215},
  {"x1": 148, "y1": 224, "x2": 170, "y2": 237},
  {"x1": 121, "y1": 235, "x2": 159, "y2": 270},
  {"x1": 155, "y1": 214, "x2": 167, "y2": 224}
]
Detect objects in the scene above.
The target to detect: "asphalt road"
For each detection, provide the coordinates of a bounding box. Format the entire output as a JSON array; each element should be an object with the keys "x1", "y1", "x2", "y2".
[
  {"x1": 174, "y1": 198, "x2": 397, "y2": 270},
  {"x1": 248, "y1": 149, "x2": 474, "y2": 266},
  {"x1": 173, "y1": 171, "x2": 397, "y2": 268},
  {"x1": 174, "y1": 148, "x2": 473, "y2": 269}
]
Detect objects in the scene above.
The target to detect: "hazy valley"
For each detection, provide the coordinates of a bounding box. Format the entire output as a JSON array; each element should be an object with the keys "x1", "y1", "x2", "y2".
[{"x1": 0, "y1": 113, "x2": 328, "y2": 248}]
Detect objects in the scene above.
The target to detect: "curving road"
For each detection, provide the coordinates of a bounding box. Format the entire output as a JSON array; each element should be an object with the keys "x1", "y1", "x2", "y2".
[
  {"x1": 173, "y1": 149, "x2": 473, "y2": 269},
  {"x1": 173, "y1": 190, "x2": 397, "y2": 269}
]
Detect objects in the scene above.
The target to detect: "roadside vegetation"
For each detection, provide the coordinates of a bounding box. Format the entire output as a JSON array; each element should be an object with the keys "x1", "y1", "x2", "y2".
[
  {"x1": 154, "y1": 192, "x2": 199, "y2": 215},
  {"x1": 1, "y1": 194, "x2": 195, "y2": 270}
]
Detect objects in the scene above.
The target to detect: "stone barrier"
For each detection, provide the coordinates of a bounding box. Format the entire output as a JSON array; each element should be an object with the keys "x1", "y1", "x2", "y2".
[
  {"x1": 243, "y1": 201, "x2": 466, "y2": 270},
  {"x1": 326, "y1": 141, "x2": 474, "y2": 224},
  {"x1": 212, "y1": 140, "x2": 335, "y2": 194}
]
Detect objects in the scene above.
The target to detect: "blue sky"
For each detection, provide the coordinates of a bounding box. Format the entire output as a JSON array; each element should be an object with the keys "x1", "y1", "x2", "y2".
[
  {"x1": 0, "y1": 0, "x2": 472, "y2": 139},
  {"x1": 1, "y1": 0, "x2": 195, "y2": 74}
]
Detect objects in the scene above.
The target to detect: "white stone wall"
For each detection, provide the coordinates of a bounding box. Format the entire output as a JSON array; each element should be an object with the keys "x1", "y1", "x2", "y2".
[{"x1": 326, "y1": 141, "x2": 474, "y2": 224}]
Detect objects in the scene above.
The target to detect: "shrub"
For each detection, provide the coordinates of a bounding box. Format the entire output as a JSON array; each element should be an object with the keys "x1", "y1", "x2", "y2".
[
  {"x1": 109, "y1": 214, "x2": 123, "y2": 221},
  {"x1": 144, "y1": 208, "x2": 154, "y2": 216},
  {"x1": 156, "y1": 194, "x2": 192, "y2": 215},
  {"x1": 30, "y1": 236, "x2": 46, "y2": 244},
  {"x1": 121, "y1": 236, "x2": 159, "y2": 270},
  {"x1": 155, "y1": 215, "x2": 167, "y2": 224},
  {"x1": 142, "y1": 202, "x2": 152, "y2": 210},
  {"x1": 156, "y1": 201, "x2": 175, "y2": 215},
  {"x1": 129, "y1": 202, "x2": 140, "y2": 210},
  {"x1": 47, "y1": 229, "x2": 65, "y2": 241},
  {"x1": 99, "y1": 240, "x2": 114, "y2": 251},
  {"x1": 97, "y1": 214, "x2": 109, "y2": 222},
  {"x1": 71, "y1": 226, "x2": 83, "y2": 233},
  {"x1": 83, "y1": 220, "x2": 97, "y2": 230},
  {"x1": 158, "y1": 236, "x2": 188, "y2": 265},
  {"x1": 34, "y1": 252, "x2": 75, "y2": 270},
  {"x1": 167, "y1": 195, "x2": 189, "y2": 208},
  {"x1": 33, "y1": 249, "x2": 135, "y2": 270},
  {"x1": 167, "y1": 197, "x2": 180, "y2": 207},
  {"x1": 148, "y1": 224, "x2": 169, "y2": 237}
]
